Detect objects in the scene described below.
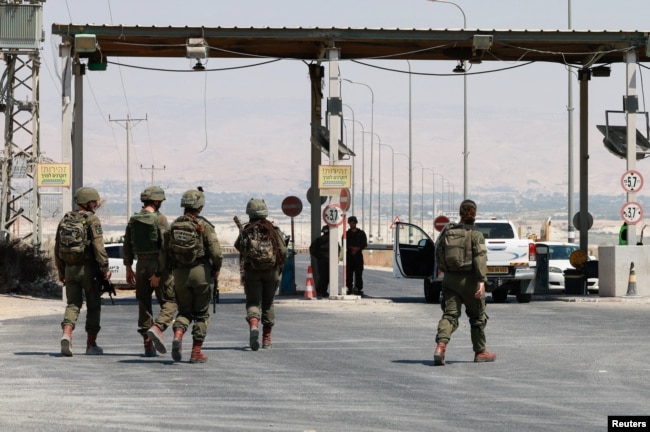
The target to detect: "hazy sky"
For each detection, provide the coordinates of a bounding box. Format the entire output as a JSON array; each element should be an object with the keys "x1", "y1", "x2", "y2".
[{"x1": 33, "y1": 0, "x2": 650, "y2": 204}]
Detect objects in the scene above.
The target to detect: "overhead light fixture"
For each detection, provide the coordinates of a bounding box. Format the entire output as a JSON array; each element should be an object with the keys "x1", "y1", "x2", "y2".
[
  {"x1": 473, "y1": 35, "x2": 493, "y2": 51},
  {"x1": 193, "y1": 60, "x2": 206, "y2": 71},
  {"x1": 592, "y1": 65, "x2": 611, "y2": 77},
  {"x1": 186, "y1": 38, "x2": 208, "y2": 59},
  {"x1": 453, "y1": 61, "x2": 465, "y2": 73},
  {"x1": 74, "y1": 34, "x2": 97, "y2": 53}
]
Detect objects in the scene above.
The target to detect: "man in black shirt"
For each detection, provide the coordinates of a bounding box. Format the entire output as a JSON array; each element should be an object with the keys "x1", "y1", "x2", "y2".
[{"x1": 344, "y1": 216, "x2": 368, "y2": 296}]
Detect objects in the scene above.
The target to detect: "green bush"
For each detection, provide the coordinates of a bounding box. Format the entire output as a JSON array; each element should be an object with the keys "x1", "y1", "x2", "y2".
[{"x1": 0, "y1": 240, "x2": 60, "y2": 298}]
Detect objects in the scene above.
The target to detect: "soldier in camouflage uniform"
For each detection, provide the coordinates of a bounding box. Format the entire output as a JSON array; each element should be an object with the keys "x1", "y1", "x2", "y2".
[
  {"x1": 433, "y1": 199, "x2": 496, "y2": 366},
  {"x1": 165, "y1": 189, "x2": 222, "y2": 364},
  {"x1": 123, "y1": 186, "x2": 177, "y2": 357},
  {"x1": 235, "y1": 198, "x2": 288, "y2": 351},
  {"x1": 54, "y1": 187, "x2": 110, "y2": 357}
]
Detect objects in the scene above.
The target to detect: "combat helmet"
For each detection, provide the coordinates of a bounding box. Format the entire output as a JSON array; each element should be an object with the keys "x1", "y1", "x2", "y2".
[
  {"x1": 140, "y1": 185, "x2": 166, "y2": 202},
  {"x1": 74, "y1": 187, "x2": 100, "y2": 204},
  {"x1": 180, "y1": 189, "x2": 205, "y2": 210},
  {"x1": 246, "y1": 198, "x2": 268, "y2": 219}
]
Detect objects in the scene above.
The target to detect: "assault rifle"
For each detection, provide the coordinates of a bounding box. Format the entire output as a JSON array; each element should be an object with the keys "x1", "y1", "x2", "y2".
[
  {"x1": 212, "y1": 280, "x2": 220, "y2": 313},
  {"x1": 234, "y1": 215, "x2": 245, "y2": 283},
  {"x1": 95, "y1": 267, "x2": 116, "y2": 305}
]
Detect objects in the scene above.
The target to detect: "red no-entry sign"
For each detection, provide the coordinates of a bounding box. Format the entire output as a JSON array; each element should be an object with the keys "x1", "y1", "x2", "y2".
[
  {"x1": 281, "y1": 196, "x2": 303, "y2": 217},
  {"x1": 434, "y1": 215, "x2": 450, "y2": 232},
  {"x1": 339, "y1": 188, "x2": 351, "y2": 212}
]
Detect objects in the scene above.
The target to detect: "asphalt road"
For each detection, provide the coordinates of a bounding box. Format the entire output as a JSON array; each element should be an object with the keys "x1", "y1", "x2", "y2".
[{"x1": 1, "y1": 258, "x2": 649, "y2": 432}]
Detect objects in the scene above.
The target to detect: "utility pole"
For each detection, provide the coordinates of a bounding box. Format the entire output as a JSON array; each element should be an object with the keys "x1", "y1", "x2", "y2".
[
  {"x1": 140, "y1": 165, "x2": 165, "y2": 185},
  {"x1": 109, "y1": 114, "x2": 147, "y2": 220},
  {"x1": 0, "y1": 1, "x2": 45, "y2": 245}
]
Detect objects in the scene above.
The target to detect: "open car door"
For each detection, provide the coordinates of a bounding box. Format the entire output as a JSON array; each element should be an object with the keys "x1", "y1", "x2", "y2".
[
  {"x1": 394, "y1": 222, "x2": 442, "y2": 303},
  {"x1": 393, "y1": 222, "x2": 435, "y2": 279}
]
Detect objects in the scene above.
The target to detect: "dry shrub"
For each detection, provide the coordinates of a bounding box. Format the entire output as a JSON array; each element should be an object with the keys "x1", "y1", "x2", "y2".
[{"x1": 0, "y1": 240, "x2": 60, "y2": 297}]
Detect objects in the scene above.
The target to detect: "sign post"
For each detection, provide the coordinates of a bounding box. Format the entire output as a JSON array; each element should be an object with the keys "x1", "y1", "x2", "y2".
[{"x1": 280, "y1": 196, "x2": 303, "y2": 295}]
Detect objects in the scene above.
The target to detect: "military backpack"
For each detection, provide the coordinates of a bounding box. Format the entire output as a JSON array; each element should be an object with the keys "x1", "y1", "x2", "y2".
[
  {"x1": 436, "y1": 223, "x2": 473, "y2": 273},
  {"x1": 129, "y1": 211, "x2": 159, "y2": 255},
  {"x1": 57, "y1": 211, "x2": 90, "y2": 264},
  {"x1": 241, "y1": 220, "x2": 278, "y2": 270},
  {"x1": 168, "y1": 215, "x2": 204, "y2": 265}
]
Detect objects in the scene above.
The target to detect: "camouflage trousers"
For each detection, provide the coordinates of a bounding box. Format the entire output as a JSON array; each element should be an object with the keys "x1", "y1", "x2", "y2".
[
  {"x1": 61, "y1": 262, "x2": 102, "y2": 335},
  {"x1": 135, "y1": 258, "x2": 177, "y2": 335},
  {"x1": 243, "y1": 268, "x2": 279, "y2": 328},
  {"x1": 436, "y1": 273, "x2": 489, "y2": 353},
  {"x1": 172, "y1": 264, "x2": 213, "y2": 342}
]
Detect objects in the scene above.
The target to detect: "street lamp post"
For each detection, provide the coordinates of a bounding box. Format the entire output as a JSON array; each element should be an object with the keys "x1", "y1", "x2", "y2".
[
  {"x1": 343, "y1": 104, "x2": 358, "y2": 217},
  {"x1": 423, "y1": 167, "x2": 435, "y2": 231},
  {"x1": 343, "y1": 79, "x2": 374, "y2": 242},
  {"x1": 380, "y1": 143, "x2": 398, "y2": 239},
  {"x1": 414, "y1": 160, "x2": 425, "y2": 227},
  {"x1": 407, "y1": 60, "x2": 413, "y2": 226},
  {"x1": 361, "y1": 130, "x2": 382, "y2": 242},
  {"x1": 344, "y1": 114, "x2": 366, "y2": 230},
  {"x1": 427, "y1": 0, "x2": 468, "y2": 199}
]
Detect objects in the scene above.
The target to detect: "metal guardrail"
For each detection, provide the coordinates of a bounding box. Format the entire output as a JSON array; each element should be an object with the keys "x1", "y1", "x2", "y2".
[
  {"x1": 366, "y1": 243, "x2": 393, "y2": 251},
  {"x1": 222, "y1": 244, "x2": 392, "y2": 258}
]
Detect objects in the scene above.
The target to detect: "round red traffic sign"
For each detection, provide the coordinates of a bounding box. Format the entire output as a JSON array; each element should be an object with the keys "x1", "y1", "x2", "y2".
[
  {"x1": 434, "y1": 215, "x2": 450, "y2": 232},
  {"x1": 340, "y1": 188, "x2": 351, "y2": 212},
  {"x1": 281, "y1": 196, "x2": 303, "y2": 217}
]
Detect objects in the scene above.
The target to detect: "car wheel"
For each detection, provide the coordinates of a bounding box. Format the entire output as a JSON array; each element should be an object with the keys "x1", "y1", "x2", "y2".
[
  {"x1": 492, "y1": 289, "x2": 508, "y2": 303},
  {"x1": 424, "y1": 280, "x2": 442, "y2": 304},
  {"x1": 516, "y1": 293, "x2": 532, "y2": 303}
]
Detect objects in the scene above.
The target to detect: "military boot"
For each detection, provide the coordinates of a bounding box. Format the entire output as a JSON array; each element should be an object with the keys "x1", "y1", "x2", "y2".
[
  {"x1": 60, "y1": 325, "x2": 73, "y2": 357},
  {"x1": 249, "y1": 317, "x2": 260, "y2": 351},
  {"x1": 143, "y1": 335, "x2": 157, "y2": 357},
  {"x1": 474, "y1": 350, "x2": 497, "y2": 363},
  {"x1": 171, "y1": 328, "x2": 184, "y2": 362},
  {"x1": 262, "y1": 326, "x2": 272, "y2": 349},
  {"x1": 86, "y1": 333, "x2": 104, "y2": 355},
  {"x1": 433, "y1": 342, "x2": 447, "y2": 366},
  {"x1": 147, "y1": 325, "x2": 167, "y2": 354},
  {"x1": 189, "y1": 340, "x2": 208, "y2": 364}
]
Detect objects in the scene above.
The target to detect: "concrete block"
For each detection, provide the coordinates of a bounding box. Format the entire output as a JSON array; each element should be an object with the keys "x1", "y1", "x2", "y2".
[{"x1": 598, "y1": 245, "x2": 650, "y2": 297}]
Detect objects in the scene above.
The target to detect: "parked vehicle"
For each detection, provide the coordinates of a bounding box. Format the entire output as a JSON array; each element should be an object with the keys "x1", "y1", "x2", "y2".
[
  {"x1": 105, "y1": 243, "x2": 135, "y2": 286},
  {"x1": 535, "y1": 241, "x2": 599, "y2": 292},
  {"x1": 393, "y1": 220, "x2": 537, "y2": 304}
]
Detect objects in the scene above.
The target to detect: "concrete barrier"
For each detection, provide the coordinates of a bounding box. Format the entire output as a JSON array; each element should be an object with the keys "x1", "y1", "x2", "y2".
[{"x1": 598, "y1": 245, "x2": 650, "y2": 297}]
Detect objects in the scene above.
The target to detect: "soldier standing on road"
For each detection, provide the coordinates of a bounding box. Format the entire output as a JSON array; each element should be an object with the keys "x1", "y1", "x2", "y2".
[
  {"x1": 55, "y1": 187, "x2": 111, "y2": 357},
  {"x1": 165, "y1": 188, "x2": 222, "y2": 363},
  {"x1": 433, "y1": 199, "x2": 496, "y2": 366},
  {"x1": 123, "y1": 186, "x2": 177, "y2": 357},
  {"x1": 310, "y1": 225, "x2": 331, "y2": 298},
  {"x1": 235, "y1": 199, "x2": 288, "y2": 351},
  {"x1": 344, "y1": 216, "x2": 368, "y2": 296}
]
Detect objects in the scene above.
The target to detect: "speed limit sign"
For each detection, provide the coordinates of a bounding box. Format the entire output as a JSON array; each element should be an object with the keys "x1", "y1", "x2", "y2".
[
  {"x1": 621, "y1": 201, "x2": 644, "y2": 225},
  {"x1": 621, "y1": 170, "x2": 644, "y2": 192},
  {"x1": 322, "y1": 203, "x2": 344, "y2": 227}
]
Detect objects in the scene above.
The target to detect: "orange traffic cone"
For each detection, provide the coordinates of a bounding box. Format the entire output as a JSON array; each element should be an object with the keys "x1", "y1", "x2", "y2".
[
  {"x1": 304, "y1": 266, "x2": 317, "y2": 300},
  {"x1": 625, "y1": 262, "x2": 640, "y2": 297}
]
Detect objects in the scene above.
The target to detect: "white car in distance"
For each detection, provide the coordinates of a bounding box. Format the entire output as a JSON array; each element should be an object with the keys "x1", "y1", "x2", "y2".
[
  {"x1": 536, "y1": 242, "x2": 598, "y2": 292},
  {"x1": 105, "y1": 243, "x2": 135, "y2": 287}
]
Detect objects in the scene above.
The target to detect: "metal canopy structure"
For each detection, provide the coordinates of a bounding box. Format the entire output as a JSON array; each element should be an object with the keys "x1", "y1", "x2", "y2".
[
  {"x1": 50, "y1": 24, "x2": 650, "y2": 250},
  {"x1": 51, "y1": 25, "x2": 650, "y2": 65}
]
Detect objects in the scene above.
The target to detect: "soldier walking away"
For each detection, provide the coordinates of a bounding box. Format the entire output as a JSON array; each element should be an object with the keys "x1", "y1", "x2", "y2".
[
  {"x1": 235, "y1": 198, "x2": 288, "y2": 351},
  {"x1": 433, "y1": 199, "x2": 496, "y2": 366},
  {"x1": 123, "y1": 186, "x2": 177, "y2": 357},
  {"x1": 54, "y1": 187, "x2": 111, "y2": 357},
  {"x1": 344, "y1": 216, "x2": 368, "y2": 296},
  {"x1": 165, "y1": 188, "x2": 222, "y2": 363}
]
